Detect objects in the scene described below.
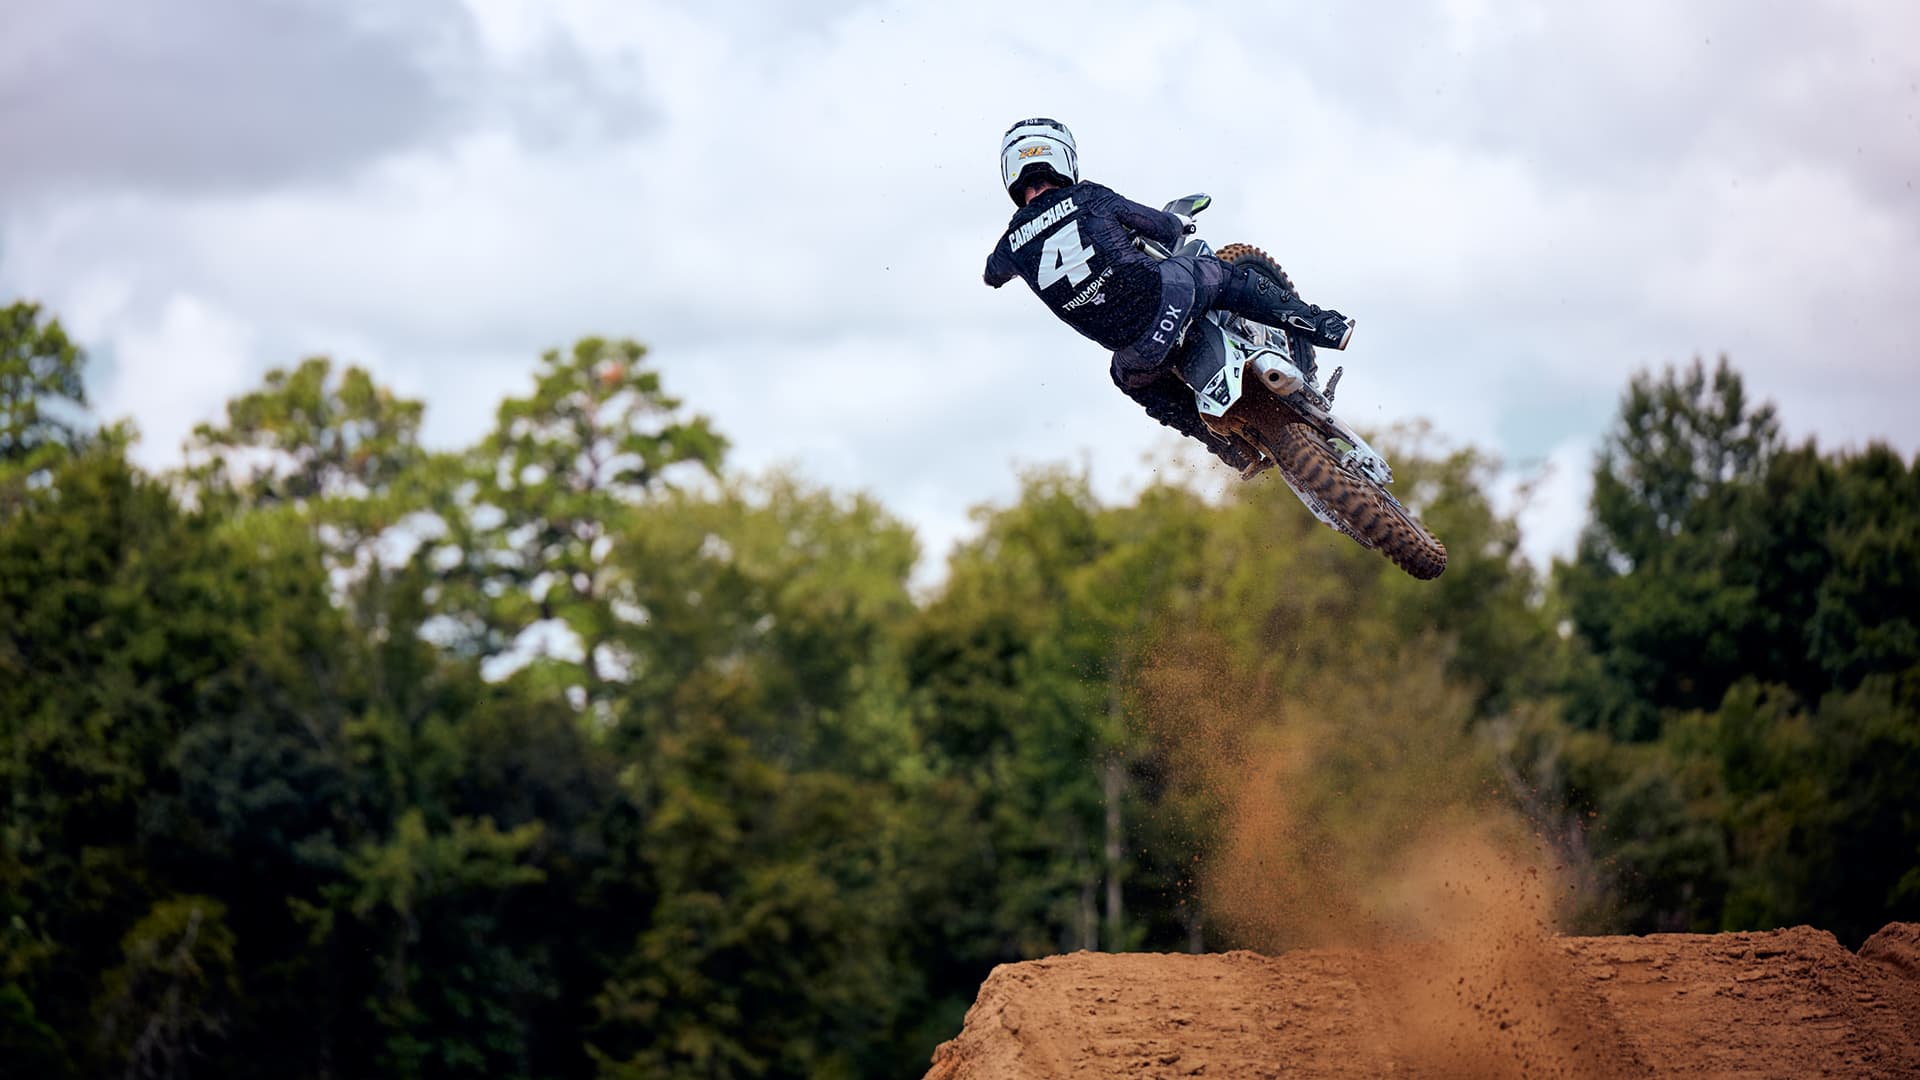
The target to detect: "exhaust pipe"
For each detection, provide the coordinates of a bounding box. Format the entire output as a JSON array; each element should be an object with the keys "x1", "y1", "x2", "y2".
[{"x1": 1253, "y1": 353, "x2": 1304, "y2": 395}]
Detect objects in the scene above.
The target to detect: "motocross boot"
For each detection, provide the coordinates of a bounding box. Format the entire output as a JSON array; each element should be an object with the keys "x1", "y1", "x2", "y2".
[{"x1": 1218, "y1": 263, "x2": 1355, "y2": 353}]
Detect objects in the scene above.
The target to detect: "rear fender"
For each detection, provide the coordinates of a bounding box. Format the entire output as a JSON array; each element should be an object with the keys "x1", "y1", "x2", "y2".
[{"x1": 1178, "y1": 321, "x2": 1242, "y2": 418}]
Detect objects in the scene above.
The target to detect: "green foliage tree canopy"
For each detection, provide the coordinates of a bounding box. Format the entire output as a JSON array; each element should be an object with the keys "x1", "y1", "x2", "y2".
[
  {"x1": 1560, "y1": 358, "x2": 1784, "y2": 736},
  {"x1": 0, "y1": 300, "x2": 88, "y2": 470},
  {"x1": 188, "y1": 355, "x2": 426, "y2": 507}
]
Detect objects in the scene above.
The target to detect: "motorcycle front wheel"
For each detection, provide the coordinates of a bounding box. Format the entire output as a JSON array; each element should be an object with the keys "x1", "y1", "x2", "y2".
[{"x1": 1260, "y1": 422, "x2": 1448, "y2": 580}]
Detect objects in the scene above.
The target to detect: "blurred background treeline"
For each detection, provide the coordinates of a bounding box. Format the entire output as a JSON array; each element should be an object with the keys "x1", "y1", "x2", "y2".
[{"x1": 3, "y1": 297, "x2": 1916, "y2": 1078}]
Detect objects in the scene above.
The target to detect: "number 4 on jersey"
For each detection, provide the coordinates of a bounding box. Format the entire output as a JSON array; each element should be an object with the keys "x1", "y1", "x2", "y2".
[{"x1": 1037, "y1": 221, "x2": 1095, "y2": 290}]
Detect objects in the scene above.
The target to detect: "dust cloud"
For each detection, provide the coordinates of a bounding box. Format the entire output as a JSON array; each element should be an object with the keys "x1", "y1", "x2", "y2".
[{"x1": 1137, "y1": 632, "x2": 1632, "y2": 1077}]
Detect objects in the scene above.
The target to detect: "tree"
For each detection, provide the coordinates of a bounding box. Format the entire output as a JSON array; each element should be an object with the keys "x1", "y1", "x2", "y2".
[
  {"x1": 0, "y1": 436, "x2": 355, "y2": 1076},
  {"x1": 610, "y1": 473, "x2": 919, "y2": 771},
  {"x1": 184, "y1": 355, "x2": 429, "y2": 576},
  {"x1": 426, "y1": 338, "x2": 726, "y2": 708},
  {"x1": 588, "y1": 713, "x2": 912, "y2": 1080},
  {"x1": 1697, "y1": 677, "x2": 1920, "y2": 943},
  {"x1": 1, "y1": 300, "x2": 91, "y2": 519},
  {"x1": 308, "y1": 810, "x2": 549, "y2": 1079},
  {"x1": 94, "y1": 896, "x2": 241, "y2": 1080},
  {"x1": 187, "y1": 357, "x2": 426, "y2": 509},
  {"x1": 1537, "y1": 355, "x2": 1920, "y2": 938},
  {"x1": 911, "y1": 468, "x2": 1153, "y2": 958},
  {"x1": 1800, "y1": 444, "x2": 1920, "y2": 688},
  {"x1": 1558, "y1": 357, "x2": 1783, "y2": 738},
  {"x1": 0, "y1": 300, "x2": 87, "y2": 467},
  {"x1": 587, "y1": 474, "x2": 931, "y2": 1077},
  {"x1": 1371, "y1": 432, "x2": 1561, "y2": 716}
]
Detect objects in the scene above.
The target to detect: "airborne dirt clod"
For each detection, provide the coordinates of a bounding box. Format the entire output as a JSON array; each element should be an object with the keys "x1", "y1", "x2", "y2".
[{"x1": 923, "y1": 923, "x2": 1920, "y2": 1079}]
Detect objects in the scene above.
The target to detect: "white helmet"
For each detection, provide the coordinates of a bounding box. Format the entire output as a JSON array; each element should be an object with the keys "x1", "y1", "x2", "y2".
[{"x1": 1000, "y1": 118, "x2": 1078, "y2": 205}]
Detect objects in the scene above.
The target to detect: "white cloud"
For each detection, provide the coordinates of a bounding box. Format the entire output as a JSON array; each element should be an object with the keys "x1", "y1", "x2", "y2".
[{"x1": 97, "y1": 295, "x2": 259, "y2": 467}]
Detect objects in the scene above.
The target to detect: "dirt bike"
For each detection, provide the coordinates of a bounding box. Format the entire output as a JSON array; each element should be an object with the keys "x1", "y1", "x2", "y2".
[{"x1": 1141, "y1": 195, "x2": 1448, "y2": 580}]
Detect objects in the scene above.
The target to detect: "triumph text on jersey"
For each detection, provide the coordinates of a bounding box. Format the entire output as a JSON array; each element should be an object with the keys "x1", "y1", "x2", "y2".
[{"x1": 1059, "y1": 265, "x2": 1115, "y2": 312}]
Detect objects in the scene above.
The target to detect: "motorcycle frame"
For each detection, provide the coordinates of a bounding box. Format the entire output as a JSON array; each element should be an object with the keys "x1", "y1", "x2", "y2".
[{"x1": 1137, "y1": 203, "x2": 1397, "y2": 494}]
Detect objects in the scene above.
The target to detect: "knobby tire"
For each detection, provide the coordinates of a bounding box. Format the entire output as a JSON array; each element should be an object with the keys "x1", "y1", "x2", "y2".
[{"x1": 1262, "y1": 423, "x2": 1448, "y2": 579}]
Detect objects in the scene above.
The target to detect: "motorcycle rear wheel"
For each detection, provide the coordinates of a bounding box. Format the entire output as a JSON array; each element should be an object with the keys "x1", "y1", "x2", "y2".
[{"x1": 1262, "y1": 422, "x2": 1449, "y2": 580}]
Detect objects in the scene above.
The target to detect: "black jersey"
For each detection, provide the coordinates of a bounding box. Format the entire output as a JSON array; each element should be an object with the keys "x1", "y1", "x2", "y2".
[{"x1": 984, "y1": 181, "x2": 1185, "y2": 350}]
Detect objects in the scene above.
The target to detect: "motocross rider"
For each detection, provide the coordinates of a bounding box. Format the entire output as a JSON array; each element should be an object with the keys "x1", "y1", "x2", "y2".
[{"x1": 984, "y1": 118, "x2": 1355, "y2": 476}]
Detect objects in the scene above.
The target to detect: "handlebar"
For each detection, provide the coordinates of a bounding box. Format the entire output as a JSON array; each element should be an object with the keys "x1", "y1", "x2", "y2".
[{"x1": 1135, "y1": 193, "x2": 1213, "y2": 260}]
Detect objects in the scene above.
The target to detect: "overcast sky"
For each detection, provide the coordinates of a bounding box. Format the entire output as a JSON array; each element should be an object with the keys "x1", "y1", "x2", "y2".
[{"x1": 4, "y1": 0, "x2": 1916, "y2": 577}]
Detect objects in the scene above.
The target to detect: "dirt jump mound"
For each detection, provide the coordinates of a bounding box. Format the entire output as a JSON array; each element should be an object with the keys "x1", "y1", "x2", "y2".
[{"x1": 924, "y1": 923, "x2": 1920, "y2": 1079}]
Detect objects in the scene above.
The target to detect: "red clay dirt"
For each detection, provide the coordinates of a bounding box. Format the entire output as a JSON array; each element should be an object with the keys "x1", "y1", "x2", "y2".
[{"x1": 924, "y1": 923, "x2": 1920, "y2": 1079}]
